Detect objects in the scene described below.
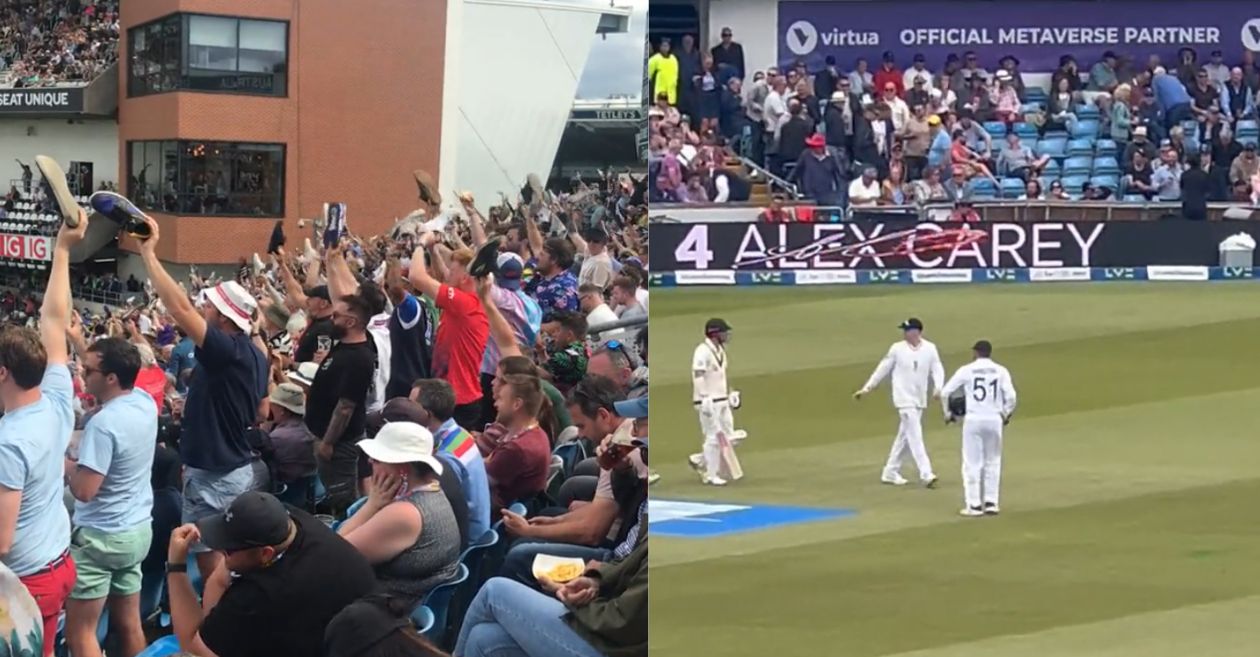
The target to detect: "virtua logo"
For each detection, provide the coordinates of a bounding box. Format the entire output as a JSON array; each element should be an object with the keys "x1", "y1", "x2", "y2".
[
  {"x1": 1222, "y1": 266, "x2": 1254, "y2": 279},
  {"x1": 1104, "y1": 267, "x2": 1136, "y2": 279},
  {"x1": 985, "y1": 268, "x2": 1017, "y2": 281}
]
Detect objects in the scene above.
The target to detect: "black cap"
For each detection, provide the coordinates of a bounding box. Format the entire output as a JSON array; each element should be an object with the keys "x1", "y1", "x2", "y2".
[
  {"x1": 196, "y1": 491, "x2": 291, "y2": 552},
  {"x1": 705, "y1": 318, "x2": 732, "y2": 334},
  {"x1": 1000, "y1": 55, "x2": 1020, "y2": 66},
  {"x1": 325, "y1": 595, "x2": 411, "y2": 657},
  {"x1": 1246, "y1": 142, "x2": 1257, "y2": 150},
  {"x1": 469, "y1": 237, "x2": 502, "y2": 278},
  {"x1": 898, "y1": 317, "x2": 924, "y2": 331},
  {"x1": 1103, "y1": 50, "x2": 1117, "y2": 60},
  {"x1": 305, "y1": 284, "x2": 330, "y2": 301},
  {"x1": 913, "y1": 53, "x2": 926, "y2": 63},
  {"x1": 366, "y1": 397, "x2": 429, "y2": 438},
  {"x1": 582, "y1": 227, "x2": 609, "y2": 244},
  {"x1": 973, "y1": 340, "x2": 993, "y2": 357},
  {"x1": 882, "y1": 50, "x2": 895, "y2": 62}
]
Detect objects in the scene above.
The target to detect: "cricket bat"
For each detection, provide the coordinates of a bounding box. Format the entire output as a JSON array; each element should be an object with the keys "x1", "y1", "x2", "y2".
[
  {"x1": 717, "y1": 432, "x2": 743, "y2": 481},
  {"x1": 35, "y1": 155, "x2": 81, "y2": 227}
]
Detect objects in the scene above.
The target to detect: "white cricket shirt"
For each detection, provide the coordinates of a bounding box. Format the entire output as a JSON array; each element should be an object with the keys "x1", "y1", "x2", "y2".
[
  {"x1": 862, "y1": 339, "x2": 945, "y2": 409},
  {"x1": 692, "y1": 338, "x2": 729, "y2": 402},
  {"x1": 940, "y1": 358, "x2": 1017, "y2": 420}
]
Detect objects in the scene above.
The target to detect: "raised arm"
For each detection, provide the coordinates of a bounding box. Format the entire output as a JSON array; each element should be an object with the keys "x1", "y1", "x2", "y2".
[
  {"x1": 138, "y1": 216, "x2": 209, "y2": 346},
  {"x1": 274, "y1": 249, "x2": 308, "y2": 311},
  {"x1": 407, "y1": 237, "x2": 442, "y2": 300},
  {"x1": 42, "y1": 208, "x2": 90, "y2": 365},
  {"x1": 460, "y1": 195, "x2": 489, "y2": 247},
  {"x1": 523, "y1": 211, "x2": 545, "y2": 258},
  {"x1": 476, "y1": 277, "x2": 522, "y2": 358},
  {"x1": 324, "y1": 243, "x2": 360, "y2": 301}
]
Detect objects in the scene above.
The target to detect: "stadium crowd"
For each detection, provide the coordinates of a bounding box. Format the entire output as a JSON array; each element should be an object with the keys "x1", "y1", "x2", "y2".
[
  {"x1": 647, "y1": 33, "x2": 1260, "y2": 216},
  {"x1": 0, "y1": 173, "x2": 649, "y2": 657},
  {"x1": 0, "y1": 0, "x2": 120, "y2": 88}
]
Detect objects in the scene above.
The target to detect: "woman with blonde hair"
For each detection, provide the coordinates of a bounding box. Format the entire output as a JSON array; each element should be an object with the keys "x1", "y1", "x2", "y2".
[{"x1": 1111, "y1": 84, "x2": 1133, "y2": 151}]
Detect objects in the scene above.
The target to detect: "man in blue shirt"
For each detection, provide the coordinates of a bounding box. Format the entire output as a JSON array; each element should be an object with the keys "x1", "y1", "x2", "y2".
[
  {"x1": 1152, "y1": 67, "x2": 1194, "y2": 131},
  {"x1": 64, "y1": 337, "x2": 157, "y2": 657},
  {"x1": 0, "y1": 208, "x2": 83, "y2": 655},
  {"x1": 165, "y1": 327, "x2": 196, "y2": 394},
  {"x1": 137, "y1": 216, "x2": 267, "y2": 580},
  {"x1": 927, "y1": 115, "x2": 952, "y2": 169},
  {"x1": 410, "y1": 379, "x2": 492, "y2": 542}
]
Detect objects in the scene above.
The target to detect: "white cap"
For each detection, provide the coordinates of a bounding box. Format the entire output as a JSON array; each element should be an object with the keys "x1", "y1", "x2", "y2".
[
  {"x1": 203, "y1": 281, "x2": 256, "y2": 332},
  {"x1": 357, "y1": 422, "x2": 444, "y2": 476}
]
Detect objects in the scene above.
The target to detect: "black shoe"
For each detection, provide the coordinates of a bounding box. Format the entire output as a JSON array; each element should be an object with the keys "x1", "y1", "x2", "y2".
[{"x1": 983, "y1": 502, "x2": 1000, "y2": 515}]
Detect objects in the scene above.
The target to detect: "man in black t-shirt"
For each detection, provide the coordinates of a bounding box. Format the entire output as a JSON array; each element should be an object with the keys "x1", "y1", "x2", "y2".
[
  {"x1": 294, "y1": 285, "x2": 336, "y2": 363},
  {"x1": 305, "y1": 293, "x2": 376, "y2": 514},
  {"x1": 1124, "y1": 149, "x2": 1157, "y2": 199},
  {"x1": 166, "y1": 492, "x2": 376, "y2": 657}
]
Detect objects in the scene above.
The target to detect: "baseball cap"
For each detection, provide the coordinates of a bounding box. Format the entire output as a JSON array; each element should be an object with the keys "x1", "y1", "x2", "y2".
[
  {"x1": 305, "y1": 284, "x2": 330, "y2": 302},
  {"x1": 913, "y1": 53, "x2": 926, "y2": 63},
  {"x1": 196, "y1": 491, "x2": 292, "y2": 552},
  {"x1": 325, "y1": 596, "x2": 411, "y2": 657},
  {"x1": 899, "y1": 317, "x2": 924, "y2": 331},
  {"x1": 614, "y1": 395, "x2": 648, "y2": 419},
  {"x1": 496, "y1": 252, "x2": 524, "y2": 291},
  {"x1": 1246, "y1": 142, "x2": 1257, "y2": 151},
  {"x1": 705, "y1": 318, "x2": 732, "y2": 334},
  {"x1": 927, "y1": 114, "x2": 942, "y2": 126},
  {"x1": 357, "y1": 422, "x2": 444, "y2": 476}
]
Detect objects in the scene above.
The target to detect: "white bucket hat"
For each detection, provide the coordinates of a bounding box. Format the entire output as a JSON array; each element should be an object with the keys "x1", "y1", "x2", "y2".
[
  {"x1": 203, "y1": 281, "x2": 256, "y2": 332},
  {"x1": 357, "y1": 422, "x2": 444, "y2": 475},
  {"x1": 286, "y1": 361, "x2": 320, "y2": 387}
]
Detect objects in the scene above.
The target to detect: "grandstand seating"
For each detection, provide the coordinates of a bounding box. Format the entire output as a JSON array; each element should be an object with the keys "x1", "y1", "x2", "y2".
[
  {"x1": 416, "y1": 563, "x2": 469, "y2": 648},
  {"x1": 999, "y1": 177, "x2": 1026, "y2": 199}
]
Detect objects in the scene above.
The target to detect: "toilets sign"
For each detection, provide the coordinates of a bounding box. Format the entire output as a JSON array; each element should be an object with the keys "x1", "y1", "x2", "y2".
[
  {"x1": 779, "y1": 1, "x2": 1260, "y2": 72},
  {"x1": 0, "y1": 88, "x2": 85, "y2": 114}
]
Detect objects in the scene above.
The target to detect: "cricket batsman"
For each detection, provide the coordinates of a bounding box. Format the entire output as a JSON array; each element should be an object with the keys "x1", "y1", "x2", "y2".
[
  {"x1": 688, "y1": 318, "x2": 740, "y2": 486},
  {"x1": 854, "y1": 317, "x2": 944, "y2": 487},
  {"x1": 940, "y1": 340, "x2": 1017, "y2": 516}
]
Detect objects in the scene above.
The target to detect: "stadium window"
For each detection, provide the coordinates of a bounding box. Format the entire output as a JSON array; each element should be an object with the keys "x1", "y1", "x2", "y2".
[
  {"x1": 127, "y1": 14, "x2": 288, "y2": 98},
  {"x1": 128, "y1": 140, "x2": 285, "y2": 218}
]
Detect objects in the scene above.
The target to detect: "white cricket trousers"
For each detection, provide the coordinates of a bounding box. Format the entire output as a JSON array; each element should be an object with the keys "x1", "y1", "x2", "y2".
[
  {"x1": 698, "y1": 400, "x2": 734, "y2": 478},
  {"x1": 961, "y1": 416, "x2": 1004, "y2": 508},
  {"x1": 883, "y1": 407, "x2": 935, "y2": 481}
]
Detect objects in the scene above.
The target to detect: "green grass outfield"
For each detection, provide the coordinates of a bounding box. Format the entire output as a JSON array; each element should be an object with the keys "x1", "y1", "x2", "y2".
[{"x1": 649, "y1": 283, "x2": 1260, "y2": 657}]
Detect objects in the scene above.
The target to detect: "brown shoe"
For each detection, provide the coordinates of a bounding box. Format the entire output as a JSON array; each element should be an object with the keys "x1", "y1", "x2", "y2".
[
  {"x1": 35, "y1": 155, "x2": 80, "y2": 227},
  {"x1": 413, "y1": 169, "x2": 441, "y2": 207}
]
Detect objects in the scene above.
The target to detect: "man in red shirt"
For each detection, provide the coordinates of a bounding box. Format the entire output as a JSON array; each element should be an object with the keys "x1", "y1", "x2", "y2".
[
  {"x1": 409, "y1": 236, "x2": 489, "y2": 430},
  {"x1": 478, "y1": 373, "x2": 550, "y2": 510},
  {"x1": 873, "y1": 50, "x2": 904, "y2": 98}
]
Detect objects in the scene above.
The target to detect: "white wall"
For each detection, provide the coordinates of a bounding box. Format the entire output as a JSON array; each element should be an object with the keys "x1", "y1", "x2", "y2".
[
  {"x1": 707, "y1": 0, "x2": 780, "y2": 76},
  {"x1": 0, "y1": 119, "x2": 119, "y2": 191},
  {"x1": 447, "y1": 0, "x2": 628, "y2": 204}
]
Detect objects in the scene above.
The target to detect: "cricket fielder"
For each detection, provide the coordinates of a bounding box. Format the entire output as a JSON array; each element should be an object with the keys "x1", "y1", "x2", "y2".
[
  {"x1": 854, "y1": 318, "x2": 944, "y2": 487},
  {"x1": 688, "y1": 318, "x2": 739, "y2": 486},
  {"x1": 940, "y1": 340, "x2": 1017, "y2": 517}
]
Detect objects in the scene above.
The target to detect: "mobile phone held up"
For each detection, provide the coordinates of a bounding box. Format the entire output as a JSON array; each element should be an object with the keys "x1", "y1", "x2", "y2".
[{"x1": 89, "y1": 191, "x2": 152, "y2": 241}]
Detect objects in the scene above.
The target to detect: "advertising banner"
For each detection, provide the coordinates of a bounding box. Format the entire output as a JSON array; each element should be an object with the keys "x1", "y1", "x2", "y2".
[
  {"x1": 0, "y1": 235, "x2": 52, "y2": 261},
  {"x1": 0, "y1": 87, "x2": 85, "y2": 114},
  {"x1": 649, "y1": 220, "x2": 1260, "y2": 271},
  {"x1": 778, "y1": 1, "x2": 1260, "y2": 72}
]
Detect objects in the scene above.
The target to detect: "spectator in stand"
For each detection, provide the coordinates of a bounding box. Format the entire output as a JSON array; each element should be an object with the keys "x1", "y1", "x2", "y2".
[
  {"x1": 338, "y1": 421, "x2": 461, "y2": 607},
  {"x1": 1212, "y1": 126, "x2": 1243, "y2": 169},
  {"x1": 611, "y1": 276, "x2": 646, "y2": 331},
  {"x1": 653, "y1": 139, "x2": 686, "y2": 203},
  {"x1": 1111, "y1": 83, "x2": 1134, "y2": 146},
  {"x1": 1020, "y1": 178, "x2": 1044, "y2": 200},
  {"x1": 408, "y1": 379, "x2": 492, "y2": 544},
  {"x1": 911, "y1": 166, "x2": 948, "y2": 204},
  {"x1": 906, "y1": 74, "x2": 930, "y2": 111},
  {"x1": 880, "y1": 166, "x2": 910, "y2": 205},
  {"x1": 1047, "y1": 76, "x2": 1078, "y2": 134},
  {"x1": 952, "y1": 131, "x2": 999, "y2": 185},
  {"x1": 927, "y1": 114, "x2": 951, "y2": 170},
  {"x1": 1203, "y1": 50, "x2": 1231, "y2": 86},
  {"x1": 1242, "y1": 50, "x2": 1260, "y2": 93},
  {"x1": 881, "y1": 81, "x2": 910, "y2": 131},
  {"x1": 168, "y1": 492, "x2": 377, "y2": 657},
  {"x1": 743, "y1": 71, "x2": 770, "y2": 164},
  {"x1": 824, "y1": 92, "x2": 851, "y2": 152},
  {"x1": 1152, "y1": 146, "x2": 1186, "y2": 200},
  {"x1": 579, "y1": 284, "x2": 618, "y2": 338},
  {"x1": 1124, "y1": 147, "x2": 1157, "y2": 199},
  {"x1": 1088, "y1": 51, "x2": 1120, "y2": 92},
  {"x1": 993, "y1": 72, "x2": 1021, "y2": 124},
  {"x1": 477, "y1": 373, "x2": 551, "y2": 511},
  {"x1": 952, "y1": 51, "x2": 989, "y2": 96},
  {"x1": 646, "y1": 39, "x2": 678, "y2": 105},
  {"x1": 903, "y1": 53, "x2": 932, "y2": 94},
  {"x1": 1051, "y1": 56, "x2": 1083, "y2": 96},
  {"x1": 692, "y1": 54, "x2": 721, "y2": 135},
  {"x1": 264, "y1": 383, "x2": 317, "y2": 495},
  {"x1": 1220, "y1": 67, "x2": 1255, "y2": 126},
  {"x1": 1199, "y1": 141, "x2": 1230, "y2": 201},
  {"x1": 525, "y1": 237, "x2": 578, "y2": 321},
  {"x1": 1152, "y1": 66, "x2": 1194, "y2": 131},
  {"x1": 675, "y1": 34, "x2": 702, "y2": 119},
  {"x1": 1180, "y1": 153, "x2": 1211, "y2": 219},
  {"x1": 790, "y1": 133, "x2": 848, "y2": 206},
  {"x1": 942, "y1": 166, "x2": 974, "y2": 204},
  {"x1": 718, "y1": 77, "x2": 746, "y2": 143},
  {"x1": 932, "y1": 75, "x2": 958, "y2": 115},
  {"x1": 849, "y1": 57, "x2": 873, "y2": 95},
  {"x1": 1189, "y1": 68, "x2": 1222, "y2": 128},
  {"x1": 777, "y1": 100, "x2": 813, "y2": 175},
  {"x1": 1230, "y1": 142, "x2": 1259, "y2": 187},
  {"x1": 577, "y1": 227, "x2": 615, "y2": 291},
  {"x1": 997, "y1": 132, "x2": 1050, "y2": 182},
  {"x1": 901, "y1": 103, "x2": 932, "y2": 181},
  {"x1": 408, "y1": 236, "x2": 489, "y2": 431},
  {"x1": 706, "y1": 161, "x2": 751, "y2": 202},
  {"x1": 1124, "y1": 125, "x2": 1158, "y2": 167},
  {"x1": 763, "y1": 75, "x2": 790, "y2": 171},
  {"x1": 956, "y1": 111, "x2": 993, "y2": 159},
  {"x1": 815, "y1": 56, "x2": 842, "y2": 103},
  {"x1": 711, "y1": 27, "x2": 745, "y2": 80},
  {"x1": 848, "y1": 165, "x2": 880, "y2": 207},
  {"x1": 539, "y1": 311, "x2": 588, "y2": 394},
  {"x1": 874, "y1": 51, "x2": 903, "y2": 98},
  {"x1": 998, "y1": 55, "x2": 1026, "y2": 100},
  {"x1": 1047, "y1": 179, "x2": 1069, "y2": 200}
]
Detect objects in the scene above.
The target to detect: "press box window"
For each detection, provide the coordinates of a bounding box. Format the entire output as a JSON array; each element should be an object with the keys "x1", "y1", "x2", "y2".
[
  {"x1": 128, "y1": 140, "x2": 285, "y2": 218},
  {"x1": 127, "y1": 14, "x2": 288, "y2": 98}
]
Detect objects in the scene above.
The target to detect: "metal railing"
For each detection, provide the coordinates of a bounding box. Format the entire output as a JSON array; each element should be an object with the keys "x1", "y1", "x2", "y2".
[{"x1": 736, "y1": 156, "x2": 800, "y2": 199}]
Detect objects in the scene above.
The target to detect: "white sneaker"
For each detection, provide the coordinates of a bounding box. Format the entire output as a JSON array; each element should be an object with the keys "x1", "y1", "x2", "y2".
[
  {"x1": 687, "y1": 454, "x2": 704, "y2": 472},
  {"x1": 881, "y1": 473, "x2": 909, "y2": 486},
  {"x1": 923, "y1": 476, "x2": 939, "y2": 489},
  {"x1": 647, "y1": 471, "x2": 661, "y2": 486},
  {"x1": 983, "y1": 503, "x2": 1000, "y2": 515},
  {"x1": 959, "y1": 506, "x2": 984, "y2": 517},
  {"x1": 702, "y1": 475, "x2": 728, "y2": 486}
]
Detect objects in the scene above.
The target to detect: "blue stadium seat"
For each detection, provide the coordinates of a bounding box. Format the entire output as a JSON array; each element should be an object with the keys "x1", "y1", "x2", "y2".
[
  {"x1": 1019, "y1": 102, "x2": 1043, "y2": 114},
  {"x1": 552, "y1": 441, "x2": 588, "y2": 480},
  {"x1": 135, "y1": 636, "x2": 182, "y2": 657},
  {"x1": 1043, "y1": 129, "x2": 1070, "y2": 141},
  {"x1": 1067, "y1": 138, "x2": 1095, "y2": 157},
  {"x1": 1000, "y1": 177, "x2": 1026, "y2": 198},
  {"x1": 1062, "y1": 156, "x2": 1093, "y2": 177},
  {"x1": 1075, "y1": 104, "x2": 1100, "y2": 119},
  {"x1": 1037, "y1": 138, "x2": 1067, "y2": 158},
  {"x1": 1239, "y1": 135, "x2": 1259, "y2": 147},
  {"x1": 1094, "y1": 138, "x2": 1117, "y2": 154},
  {"x1": 1090, "y1": 175, "x2": 1120, "y2": 191},
  {"x1": 1071, "y1": 120, "x2": 1100, "y2": 139},
  {"x1": 416, "y1": 563, "x2": 470, "y2": 648},
  {"x1": 1013, "y1": 122, "x2": 1039, "y2": 140},
  {"x1": 1060, "y1": 175, "x2": 1090, "y2": 194},
  {"x1": 1042, "y1": 159, "x2": 1061, "y2": 176},
  {"x1": 983, "y1": 121, "x2": 1008, "y2": 139},
  {"x1": 1092, "y1": 156, "x2": 1121, "y2": 175},
  {"x1": 968, "y1": 178, "x2": 998, "y2": 199},
  {"x1": 1025, "y1": 86, "x2": 1047, "y2": 102},
  {"x1": 413, "y1": 606, "x2": 436, "y2": 635},
  {"x1": 1122, "y1": 194, "x2": 1147, "y2": 202}
]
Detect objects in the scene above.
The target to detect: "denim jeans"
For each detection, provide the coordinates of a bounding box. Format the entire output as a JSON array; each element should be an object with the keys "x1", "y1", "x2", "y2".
[
  {"x1": 500, "y1": 539, "x2": 611, "y2": 591},
  {"x1": 454, "y1": 577, "x2": 604, "y2": 657}
]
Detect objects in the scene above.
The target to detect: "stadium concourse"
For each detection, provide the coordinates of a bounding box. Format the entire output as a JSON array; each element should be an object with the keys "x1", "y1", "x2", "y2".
[
  {"x1": 647, "y1": 30, "x2": 1260, "y2": 216},
  {"x1": 0, "y1": 173, "x2": 649, "y2": 657}
]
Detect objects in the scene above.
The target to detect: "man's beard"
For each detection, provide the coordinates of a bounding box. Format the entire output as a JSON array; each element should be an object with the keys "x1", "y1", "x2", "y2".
[{"x1": 330, "y1": 323, "x2": 348, "y2": 340}]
